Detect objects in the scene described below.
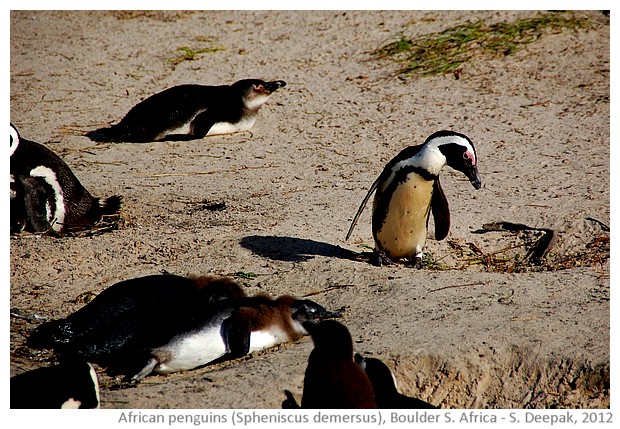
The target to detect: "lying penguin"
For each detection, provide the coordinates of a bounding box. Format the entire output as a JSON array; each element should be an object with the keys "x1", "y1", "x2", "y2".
[
  {"x1": 28, "y1": 274, "x2": 341, "y2": 382},
  {"x1": 10, "y1": 124, "x2": 122, "y2": 234},
  {"x1": 28, "y1": 274, "x2": 246, "y2": 352},
  {"x1": 87, "y1": 79, "x2": 286, "y2": 142},
  {"x1": 346, "y1": 130, "x2": 481, "y2": 267},
  {"x1": 355, "y1": 353, "x2": 437, "y2": 409},
  {"x1": 10, "y1": 360, "x2": 100, "y2": 409},
  {"x1": 283, "y1": 320, "x2": 377, "y2": 409}
]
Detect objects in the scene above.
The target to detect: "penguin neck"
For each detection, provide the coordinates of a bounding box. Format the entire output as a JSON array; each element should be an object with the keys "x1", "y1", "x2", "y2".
[{"x1": 415, "y1": 143, "x2": 448, "y2": 176}]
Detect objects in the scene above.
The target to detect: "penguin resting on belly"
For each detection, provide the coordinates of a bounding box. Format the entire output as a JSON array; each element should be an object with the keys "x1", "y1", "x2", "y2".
[
  {"x1": 28, "y1": 274, "x2": 342, "y2": 382},
  {"x1": 87, "y1": 79, "x2": 286, "y2": 142},
  {"x1": 346, "y1": 130, "x2": 481, "y2": 267},
  {"x1": 10, "y1": 123, "x2": 122, "y2": 234}
]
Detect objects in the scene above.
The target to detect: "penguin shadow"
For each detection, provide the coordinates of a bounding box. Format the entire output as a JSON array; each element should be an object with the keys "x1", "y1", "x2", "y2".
[{"x1": 239, "y1": 235, "x2": 358, "y2": 263}]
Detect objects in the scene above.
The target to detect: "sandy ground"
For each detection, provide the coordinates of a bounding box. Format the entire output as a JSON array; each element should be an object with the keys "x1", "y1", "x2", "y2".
[{"x1": 9, "y1": 10, "x2": 610, "y2": 409}]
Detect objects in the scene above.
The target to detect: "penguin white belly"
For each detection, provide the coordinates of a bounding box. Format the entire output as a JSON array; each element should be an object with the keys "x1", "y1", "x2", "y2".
[
  {"x1": 249, "y1": 326, "x2": 288, "y2": 352},
  {"x1": 206, "y1": 116, "x2": 256, "y2": 136},
  {"x1": 375, "y1": 175, "x2": 434, "y2": 259},
  {"x1": 154, "y1": 328, "x2": 227, "y2": 374}
]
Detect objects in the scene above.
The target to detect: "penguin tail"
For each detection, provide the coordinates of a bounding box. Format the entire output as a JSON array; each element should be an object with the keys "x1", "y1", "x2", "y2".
[
  {"x1": 85, "y1": 126, "x2": 124, "y2": 143},
  {"x1": 98, "y1": 195, "x2": 123, "y2": 216}
]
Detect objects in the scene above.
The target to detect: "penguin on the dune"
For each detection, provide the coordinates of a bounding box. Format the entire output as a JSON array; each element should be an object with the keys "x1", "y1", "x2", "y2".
[
  {"x1": 10, "y1": 359, "x2": 100, "y2": 409},
  {"x1": 284, "y1": 320, "x2": 377, "y2": 409},
  {"x1": 87, "y1": 79, "x2": 286, "y2": 142},
  {"x1": 28, "y1": 274, "x2": 342, "y2": 382},
  {"x1": 345, "y1": 130, "x2": 481, "y2": 267},
  {"x1": 354, "y1": 353, "x2": 437, "y2": 409},
  {"x1": 10, "y1": 123, "x2": 122, "y2": 234}
]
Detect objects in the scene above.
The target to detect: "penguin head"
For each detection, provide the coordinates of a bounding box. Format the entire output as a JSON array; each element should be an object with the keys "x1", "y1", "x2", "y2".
[
  {"x1": 234, "y1": 79, "x2": 287, "y2": 110},
  {"x1": 290, "y1": 299, "x2": 343, "y2": 326},
  {"x1": 10, "y1": 123, "x2": 20, "y2": 156},
  {"x1": 427, "y1": 130, "x2": 481, "y2": 189},
  {"x1": 303, "y1": 319, "x2": 354, "y2": 361},
  {"x1": 354, "y1": 353, "x2": 399, "y2": 396}
]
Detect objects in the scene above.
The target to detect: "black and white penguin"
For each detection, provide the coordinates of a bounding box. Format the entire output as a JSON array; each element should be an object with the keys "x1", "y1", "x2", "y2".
[
  {"x1": 10, "y1": 360, "x2": 100, "y2": 409},
  {"x1": 286, "y1": 320, "x2": 377, "y2": 409},
  {"x1": 28, "y1": 274, "x2": 341, "y2": 382},
  {"x1": 27, "y1": 274, "x2": 246, "y2": 352},
  {"x1": 346, "y1": 130, "x2": 481, "y2": 267},
  {"x1": 354, "y1": 353, "x2": 437, "y2": 409},
  {"x1": 87, "y1": 79, "x2": 286, "y2": 142},
  {"x1": 129, "y1": 294, "x2": 341, "y2": 382},
  {"x1": 10, "y1": 124, "x2": 122, "y2": 234}
]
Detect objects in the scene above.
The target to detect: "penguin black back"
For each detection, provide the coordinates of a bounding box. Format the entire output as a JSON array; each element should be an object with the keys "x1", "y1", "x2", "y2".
[
  {"x1": 10, "y1": 360, "x2": 100, "y2": 409},
  {"x1": 10, "y1": 123, "x2": 122, "y2": 234},
  {"x1": 300, "y1": 320, "x2": 376, "y2": 409},
  {"x1": 355, "y1": 353, "x2": 437, "y2": 409}
]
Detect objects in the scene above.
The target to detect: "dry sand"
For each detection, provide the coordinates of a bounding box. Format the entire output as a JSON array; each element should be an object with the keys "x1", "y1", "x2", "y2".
[{"x1": 9, "y1": 10, "x2": 610, "y2": 409}]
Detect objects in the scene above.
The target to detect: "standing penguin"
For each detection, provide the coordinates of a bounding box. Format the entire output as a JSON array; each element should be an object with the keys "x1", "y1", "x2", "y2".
[
  {"x1": 87, "y1": 79, "x2": 286, "y2": 142},
  {"x1": 346, "y1": 130, "x2": 481, "y2": 267},
  {"x1": 10, "y1": 360, "x2": 100, "y2": 409},
  {"x1": 10, "y1": 124, "x2": 122, "y2": 234},
  {"x1": 354, "y1": 353, "x2": 437, "y2": 409},
  {"x1": 293, "y1": 320, "x2": 377, "y2": 409}
]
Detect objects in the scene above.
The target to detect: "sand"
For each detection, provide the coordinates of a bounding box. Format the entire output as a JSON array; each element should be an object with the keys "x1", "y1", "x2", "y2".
[{"x1": 10, "y1": 10, "x2": 609, "y2": 409}]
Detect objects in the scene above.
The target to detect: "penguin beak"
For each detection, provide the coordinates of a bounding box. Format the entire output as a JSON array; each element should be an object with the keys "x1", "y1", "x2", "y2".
[
  {"x1": 263, "y1": 80, "x2": 287, "y2": 93},
  {"x1": 318, "y1": 307, "x2": 344, "y2": 320},
  {"x1": 463, "y1": 166, "x2": 482, "y2": 190}
]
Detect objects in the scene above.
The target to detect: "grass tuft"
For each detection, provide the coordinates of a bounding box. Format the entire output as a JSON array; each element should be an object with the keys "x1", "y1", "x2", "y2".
[{"x1": 375, "y1": 12, "x2": 593, "y2": 77}]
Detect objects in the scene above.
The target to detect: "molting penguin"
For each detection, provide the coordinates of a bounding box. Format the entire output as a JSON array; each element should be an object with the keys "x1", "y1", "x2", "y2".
[
  {"x1": 87, "y1": 79, "x2": 286, "y2": 142},
  {"x1": 288, "y1": 320, "x2": 377, "y2": 409},
  {"x1": 354, "y1": 353, "x2": 437, "y2": 409},
  {"x1": 10, "y1": 360, "x2": 100, "y2": 409},
  {"x1": 28, "y1": 275, "x2": 341, "y2": 382},
  {"x1": 346, "y1": 130, "x2": 481, "y2": 267},
  {"x1": 129, "y1": 294, "x2": 341, "y2": 382},
  {"x1": 10, "y1": 124, "x2": 122, "y2": 234}
]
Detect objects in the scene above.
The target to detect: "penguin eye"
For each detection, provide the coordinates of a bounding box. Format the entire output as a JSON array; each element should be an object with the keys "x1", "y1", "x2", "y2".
[{"x1": 463, "y1": 152, "x2": 474, "y2": 166}]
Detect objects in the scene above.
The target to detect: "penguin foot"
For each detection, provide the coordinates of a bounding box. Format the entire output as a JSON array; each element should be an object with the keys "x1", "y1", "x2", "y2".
[
  {"x1": 374, "y1": 250, "x2": 395, "y2": 267},
  {"x1": 406, "y1": 256, "x2": 424, "y2": 269},
  {"x1": 129, "y1": 357, "x2": 159, "y2": 383}
]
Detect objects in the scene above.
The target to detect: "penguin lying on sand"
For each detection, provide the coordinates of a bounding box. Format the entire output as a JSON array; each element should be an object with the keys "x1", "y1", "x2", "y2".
[
  {"x1": 355, "y1": 353, "x2": 437, "y2": 409},
  {"x1": 10, "y1": 360, "x2": 100, "y2": 409},
  {"x1": 10, "y1": 123, "x2": 122, "y2": 234},
  {"x1": 87, "y1": 79, "x2": 286, "y2": 142},
  {"x1": 28, "y1": 274, "x2": 342, "y2": 382},
  {"x1": 283, "y1": 320, "x2": 377, "y2": 409},
  {"x1": 346, "y1": 130, "x2": 481, "y2": 267}
]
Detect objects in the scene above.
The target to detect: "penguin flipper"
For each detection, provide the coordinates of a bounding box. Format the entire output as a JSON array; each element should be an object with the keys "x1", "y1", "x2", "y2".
[
  {"x1": 282, "y1": 390, "x2": 301, "y2": 409},
  {"x1": 21, "y1": 176, "x2": 54, "y2": 233},
  {"x1": 431, "y1": 177, "x2": 450, "y2": 241},
  {"x1": 214, "y1": 315, "x2": 251, "y2": 363},
  {"x1": 188, "y1": 110, "x2": 217, "y2": 139},
  {"x1": 345, "y1": 176, "x2": 380, "y2": 241}
]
